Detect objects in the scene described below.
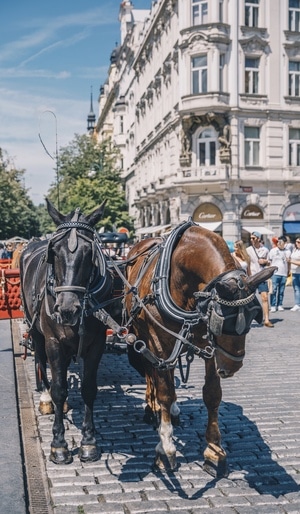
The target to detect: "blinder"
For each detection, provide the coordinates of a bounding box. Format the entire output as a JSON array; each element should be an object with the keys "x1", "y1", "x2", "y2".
[{"x1": 195, "y1": 269, "x2": 262, "y2": 337}]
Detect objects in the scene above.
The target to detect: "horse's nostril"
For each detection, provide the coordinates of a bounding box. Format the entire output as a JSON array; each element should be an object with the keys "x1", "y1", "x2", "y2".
[{"x1": 217, "y1": 369, "x2": 231, "y2": 379}]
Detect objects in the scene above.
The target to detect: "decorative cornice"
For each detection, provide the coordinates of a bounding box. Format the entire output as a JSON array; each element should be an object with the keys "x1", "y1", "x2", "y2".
[
  {"x1": 239, "y1": 35, "x2": 270, "y2": 55},
  {"x1": 180, "y1": 23, "x2": 230, "y2": 50}
]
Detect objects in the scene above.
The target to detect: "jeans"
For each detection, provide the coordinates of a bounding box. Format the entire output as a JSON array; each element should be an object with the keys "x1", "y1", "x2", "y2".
[
  {"x1": 270, "y1": 275, "x2": 287, "y2": 308},
  {"x1": 292, "y1": 273, "x2": 300, "y2": 305}
]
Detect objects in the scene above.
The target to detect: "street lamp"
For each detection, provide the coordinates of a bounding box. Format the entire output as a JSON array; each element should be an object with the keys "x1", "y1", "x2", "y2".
[{"x1": 38, "y1": 110, "x2": 60, "y2": 210}]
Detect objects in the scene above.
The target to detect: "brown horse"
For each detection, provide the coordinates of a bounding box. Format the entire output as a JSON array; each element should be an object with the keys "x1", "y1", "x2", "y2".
[{"x1": 125, "y1": 220, "x2": 276, "y2": 476}]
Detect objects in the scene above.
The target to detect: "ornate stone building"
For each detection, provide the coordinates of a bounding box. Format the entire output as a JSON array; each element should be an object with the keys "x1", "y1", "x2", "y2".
[{"x1": 96, "y1": 0, "x2": 300, "y2": 244}]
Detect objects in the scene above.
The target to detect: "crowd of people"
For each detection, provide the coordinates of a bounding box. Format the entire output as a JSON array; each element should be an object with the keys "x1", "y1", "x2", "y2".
[{"x1": 231, "y1": 232, "x2": 300, "y2": 328}]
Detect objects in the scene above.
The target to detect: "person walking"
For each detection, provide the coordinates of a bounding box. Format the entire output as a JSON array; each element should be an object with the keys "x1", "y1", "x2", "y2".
[
  {"x1": 0, "y1": 243, "x2": 6, "y2": 259},
  {"x1": 231, "y1": 240, "x2": 251, "y2": 274},
  {"x1": 289, "y1": 237, "x2": 300, "y2": 311},
  {"x1": 268, "y1": 235, "x2": 291, "y2": 312},
  {"x1": 246, "y1": 231, "x2": 273, "y2": 328}
]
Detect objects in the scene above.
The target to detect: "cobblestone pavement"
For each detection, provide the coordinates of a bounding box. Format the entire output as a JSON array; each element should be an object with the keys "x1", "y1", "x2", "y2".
[{"x1": 22, "y1": 287, "x2": 300, "y2": 514}]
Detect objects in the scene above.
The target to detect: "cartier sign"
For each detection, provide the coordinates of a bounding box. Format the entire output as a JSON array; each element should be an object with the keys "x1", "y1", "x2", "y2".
[
  {"x1": 193, "y1": 203, "x2": 223, "y2": 222},
  {"x1": 241, "y1": 205, "x2": 263, "y2": 219}
]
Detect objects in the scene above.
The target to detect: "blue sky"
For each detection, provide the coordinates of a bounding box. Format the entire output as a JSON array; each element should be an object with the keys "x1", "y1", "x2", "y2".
[{"x1": 0, "y1": 1, "x2": 150, "y2": 205}]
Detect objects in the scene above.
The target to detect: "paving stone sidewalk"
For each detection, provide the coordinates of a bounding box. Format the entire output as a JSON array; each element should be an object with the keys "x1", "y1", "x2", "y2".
[
  {"x1": 0, "y1": 319, "x2": 27, "y2": 514},
  {"x1": 23, "y1": 286, "x2": 300, "y2": 514}
]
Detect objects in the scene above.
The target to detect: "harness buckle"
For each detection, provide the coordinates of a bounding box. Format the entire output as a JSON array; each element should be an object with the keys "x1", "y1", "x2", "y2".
[
  {"x1": 117, "y1": 326, "x2": 129, "y2": 339},
  {"x1": 134, "y1": 340, "x2": 146, "y2": 353}
]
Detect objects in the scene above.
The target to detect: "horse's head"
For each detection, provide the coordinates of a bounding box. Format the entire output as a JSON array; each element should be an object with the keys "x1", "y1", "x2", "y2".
[
  {"x1": 45, "y1": 198, "x2": 108, "y2": 326},
  {"x1": 195, "y1": 266, "x2": 277, "y2": 378}
]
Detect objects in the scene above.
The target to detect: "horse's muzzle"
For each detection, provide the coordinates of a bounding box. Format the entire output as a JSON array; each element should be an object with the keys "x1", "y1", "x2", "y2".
[
  {"x1": 54, "y1": 293, "x2": 82, "y2": 326},
  {"x1": 216, "y1": 359, "x2": 243, "y2": 379}
]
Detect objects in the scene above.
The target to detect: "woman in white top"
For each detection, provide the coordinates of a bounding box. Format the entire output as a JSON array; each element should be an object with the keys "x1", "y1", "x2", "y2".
[
  {"x1": 231, "y1": 240, "x2": 251, "y2": 275},
  {"x1": 289, "y1": 238, "x2": 300, "y2": 311}
]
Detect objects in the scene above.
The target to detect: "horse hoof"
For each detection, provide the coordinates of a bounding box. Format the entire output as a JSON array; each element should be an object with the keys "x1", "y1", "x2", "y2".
[
  {"x1": 49, "y1": 447, "x2": 73, "y2": 465},
  {"x1": 203, "y1": 444, "x2": 228, "y2": 478},
  {"x1": 79, "y1": 445, "x2": 99, "y2": 462},
  {"x1": 39, "y1": 401, "x2": 54, "y2": 415},
  {"x1": 154, "y1": 452, "x2": 177, "y2": 472}
]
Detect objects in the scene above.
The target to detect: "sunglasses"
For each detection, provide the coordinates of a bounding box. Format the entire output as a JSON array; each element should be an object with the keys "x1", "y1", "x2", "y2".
[{"x1": 250, "y1": 236, "x2": 257, "y2": 239}]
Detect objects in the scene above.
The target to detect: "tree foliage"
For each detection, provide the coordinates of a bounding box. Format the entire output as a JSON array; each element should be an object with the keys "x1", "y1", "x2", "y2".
[
  {"x1": 0, "y1": 149, "x2": 40, "y2": 240},
  {"x1": 45, "y1": 134, "x2": 134, "y2": 234}
]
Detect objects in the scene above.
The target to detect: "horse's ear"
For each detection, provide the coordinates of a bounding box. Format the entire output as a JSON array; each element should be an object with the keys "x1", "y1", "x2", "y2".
[
  {"x1": 46, "y1": 198, "x2": 65, "y2": 226},
  {"x1": 246, "y1": 266, "x2": 277, "y2": 291},
  {"x1": 85, "y1": 199, "x2": 107, "y2": 227}
]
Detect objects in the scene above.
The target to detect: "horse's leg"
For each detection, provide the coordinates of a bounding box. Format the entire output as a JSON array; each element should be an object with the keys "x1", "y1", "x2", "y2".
[
  {"x1": 79, "y1": 339, "x2": 105, "y2": 462},
  {"x1": 46, "y1": 344, "x2": 72, "y2": 464},
  {"x1": 35, "y1": 341, "x2": 55, "y2": 415},
  {"x1": 202, "y1": 358, "x2": 227, "y2": 477},
  {"x1": 144, "y1": 374, "x2": 160, "y2": 426},
  {"x1": 153, "y1": 370, "x2": 177, "y2": 471},
  {"x1": 144, "y1": 370, "x2": 180, "y2": 427}
]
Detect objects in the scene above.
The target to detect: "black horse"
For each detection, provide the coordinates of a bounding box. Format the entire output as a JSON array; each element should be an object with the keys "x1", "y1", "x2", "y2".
[{"x1": 20, "y1": 199, "x2": 113, "y2": 464}]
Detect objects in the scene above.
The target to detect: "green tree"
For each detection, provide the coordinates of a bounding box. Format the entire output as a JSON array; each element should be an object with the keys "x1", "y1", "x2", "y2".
[
  {"x1": 0, "y1": 149, "x2": 40, "y2": 240},
  {"x1": 45, "y1": 134, "x2": 134, "y2": 233}
]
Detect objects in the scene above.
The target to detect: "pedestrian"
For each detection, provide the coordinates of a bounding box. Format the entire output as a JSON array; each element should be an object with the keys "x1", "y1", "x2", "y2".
[
  {"x1": 5, "y1": 242, "x2": 14, "y2": 258},
  {"x1": 246, "y1": 231, "x2": 273, "y2": 328},
  {"x1": 231, "y1": 240, "x2": 251, "y2": 274},
  {"x1": 285, "y1": 235, "x2": 294, "y2": 253},
  {"x1": 289, "y1": 237, "x2": 300, "y2": 311},
  {"x1": 0, "y1": 242, "x2": 10, "y2": 259},
  {"x1": 268, "y1": 235, "x2": 291, "y2": 312},
  {"x1": 0, "y1": 243, "x2": 6, "y2": 259}
]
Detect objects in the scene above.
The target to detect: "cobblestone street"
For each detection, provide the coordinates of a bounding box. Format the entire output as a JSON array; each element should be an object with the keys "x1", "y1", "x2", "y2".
[{"x1": 21, "y1": 286, "x2": 300, "y2": 513}]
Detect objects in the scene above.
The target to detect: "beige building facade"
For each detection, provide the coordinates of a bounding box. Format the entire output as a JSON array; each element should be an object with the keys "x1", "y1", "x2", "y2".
[{"x1": 96, "y1": 0, "x2": 300, "y2": 245}]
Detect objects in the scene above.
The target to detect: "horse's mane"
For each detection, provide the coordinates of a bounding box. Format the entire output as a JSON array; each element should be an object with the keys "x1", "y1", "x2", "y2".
[{"x1": 11, "y1": 243, "x2": 26, "y2": 269}]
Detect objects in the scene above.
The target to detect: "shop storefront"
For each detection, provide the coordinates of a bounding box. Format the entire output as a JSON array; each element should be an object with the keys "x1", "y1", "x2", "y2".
[
  {"x1": 192, "y1": 203, "x2": 223, "y2": 233},
  {"x1": 241, "y1": 204, "x2": 274, "y2": 242},
  {"x1": 283, "y1": 203, "x2": 300, "y2": 239}
]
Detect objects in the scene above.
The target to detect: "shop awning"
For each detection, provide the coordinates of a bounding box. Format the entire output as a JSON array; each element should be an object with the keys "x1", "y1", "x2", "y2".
[
  {"x1": 242, "y1": 226, "x2": 274, "y2": 235},
  {"x1": 135, "y1": 224, "x2": 171, "y2": 235},
  {"x1": 283, "y1": 222, "x2": 300, "y2": 234},
  {"x1": 196, "y1": 222, "x2": 222, "y2": 231}
]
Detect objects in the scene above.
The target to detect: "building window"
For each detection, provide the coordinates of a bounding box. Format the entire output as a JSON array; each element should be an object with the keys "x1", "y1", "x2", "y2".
[
  {"x1": 289, "y1": 60, "x2": 300, "y2": 96},
  {"x1": 245, "y1": 57, "x2": 259, "y2": 93},
  {"x1": 289, "y1": 128, "x2": 300, "y2": 165},
  {"x1": 289, "y1": 0, "x2": 300, "y2": 32},
  {"x1": 192, "y1": 0, "x2": 208, "y2": 25},
  {"x1": 219, "y1": 0, "x2": 224, "y2": 22},
  {"x1": 120, "y1": 115, "x2": 124, "y2": 134},
  {"x1": 192, "y1": 55, "x2": 207, "y2": 93},
  {"x1": 245, "y1": 0, "x2": 259, "y2": 27},
  {"x1": 245, "y1": 126, "x2": 260, "y2": 166},
  {"x1": 219, "y1": 54, "x2": 225, "y2": 91},
  {"x1": 198, "y1": 128, "x2": 216, "y2": 166}
]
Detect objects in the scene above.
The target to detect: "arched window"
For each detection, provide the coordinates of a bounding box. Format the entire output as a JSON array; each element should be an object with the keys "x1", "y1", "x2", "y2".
[{"x1": 197, "y1": 128, "x2": 217, "y2": 166}]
